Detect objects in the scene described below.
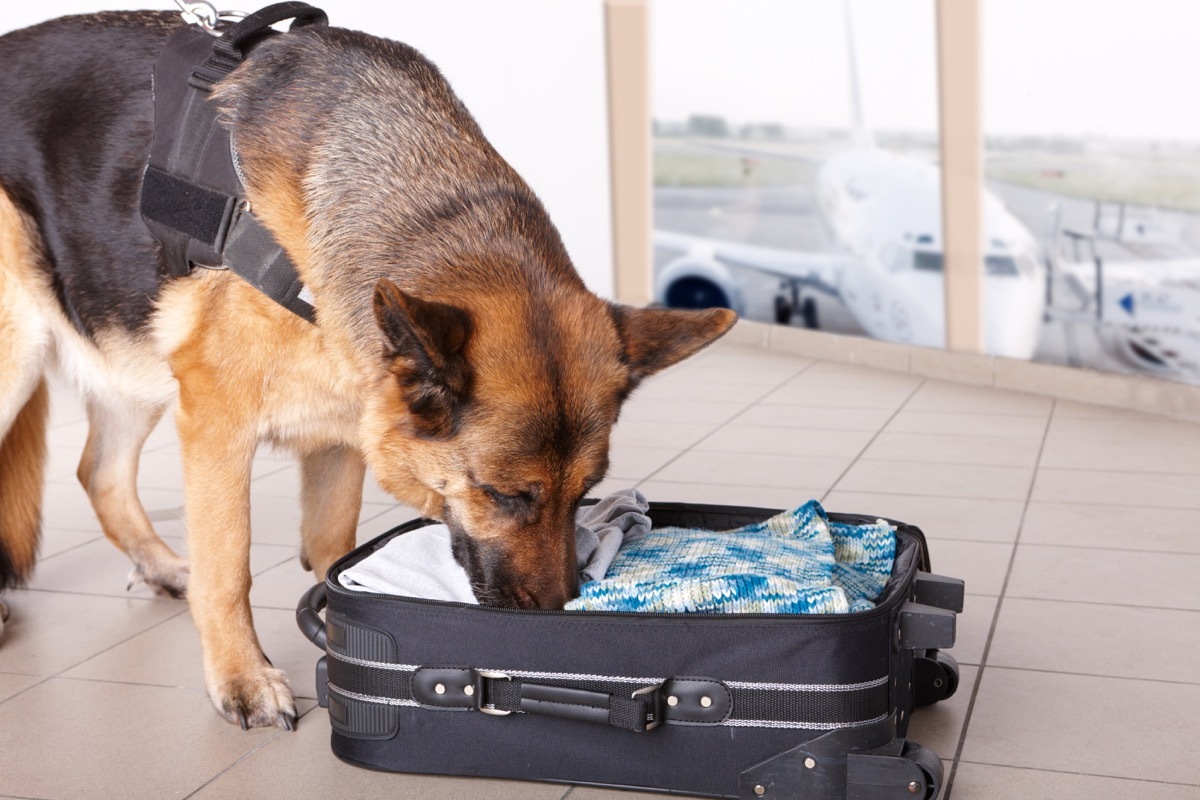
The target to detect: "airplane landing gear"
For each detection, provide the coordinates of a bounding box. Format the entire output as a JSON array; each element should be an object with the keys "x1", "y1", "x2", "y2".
[{"x1": 774, "y1": 282, "x2": 820, "y2": 329}]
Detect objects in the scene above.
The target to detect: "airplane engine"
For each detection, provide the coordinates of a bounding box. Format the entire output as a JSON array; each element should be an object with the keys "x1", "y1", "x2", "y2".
[{"x1": 654, "y1": 256, "x2": 745, "y2": 316}]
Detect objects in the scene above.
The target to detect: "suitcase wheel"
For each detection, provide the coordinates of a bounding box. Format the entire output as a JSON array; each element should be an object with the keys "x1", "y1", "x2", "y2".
[
  {"x1": 913, "y1": 650, "x2": 959, "y2": 707},
  {"x1": 901, "y1": 739, "x2": 944, "y2": 799}
]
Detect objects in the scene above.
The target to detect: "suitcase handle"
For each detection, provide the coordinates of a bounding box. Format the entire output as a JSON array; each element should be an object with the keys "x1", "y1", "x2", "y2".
[{"x1": 296, "y1": 582, "x2": 328, "y2": 650}]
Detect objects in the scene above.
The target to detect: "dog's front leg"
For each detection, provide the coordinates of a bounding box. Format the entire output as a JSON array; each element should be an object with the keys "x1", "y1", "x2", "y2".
[
  {"x1": 299, "y1": 444, "x2": 365, "y2": 579},
  {"x1": 177, "y1": 400, "x2": 295, "y2": 730}
]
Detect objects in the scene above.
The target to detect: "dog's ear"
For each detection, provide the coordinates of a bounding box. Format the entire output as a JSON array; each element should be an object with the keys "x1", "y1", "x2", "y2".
[
  {"x1": 611, "y1": 305, "x2": 737, "y2": 384},
  {"x1": 373, "y1": 278, "x2": 473, "y2": 438}
]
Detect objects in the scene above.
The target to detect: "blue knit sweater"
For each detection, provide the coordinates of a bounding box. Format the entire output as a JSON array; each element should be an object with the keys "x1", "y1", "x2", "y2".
[{"x1": 564, "y1": 501, "x2": 895, "y2": 614}]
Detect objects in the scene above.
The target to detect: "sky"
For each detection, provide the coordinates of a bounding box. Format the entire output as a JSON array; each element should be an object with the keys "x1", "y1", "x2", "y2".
[{"x1": 653, "y1": 0, "x2": 1200, "y2": 142}]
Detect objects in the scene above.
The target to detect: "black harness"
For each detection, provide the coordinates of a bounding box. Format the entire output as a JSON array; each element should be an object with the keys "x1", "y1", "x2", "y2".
[{"x1": 140, "y1": 2, "x2": 328, "y2": 323}]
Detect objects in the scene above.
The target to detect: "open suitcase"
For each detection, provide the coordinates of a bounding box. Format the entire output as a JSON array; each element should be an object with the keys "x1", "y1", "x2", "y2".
[{"x1": 296, "y1": 502, "x2": 964, "y2": 799}]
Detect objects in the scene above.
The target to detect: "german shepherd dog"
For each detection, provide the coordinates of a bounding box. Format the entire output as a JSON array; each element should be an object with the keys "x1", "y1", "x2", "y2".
[{"x1": 0, "y1": 12, "x2": 734, "y2": 729}]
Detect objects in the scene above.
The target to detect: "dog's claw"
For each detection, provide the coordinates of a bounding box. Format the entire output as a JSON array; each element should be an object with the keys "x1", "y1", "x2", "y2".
[
  {"x1": 279, "y1": 711, "x2": 296, "y2": 731},
  {"x1": 237, "y1": 710, "x2": 249, "y2": 731}
]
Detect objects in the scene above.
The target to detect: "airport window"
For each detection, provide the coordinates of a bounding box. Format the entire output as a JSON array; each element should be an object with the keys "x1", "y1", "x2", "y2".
[
  {"x1": 651, "y1": 0, "x2": 944, "y2": 341},
  {"x1": 983, "y1": 0, "x2": 1200, "y2": 383}
]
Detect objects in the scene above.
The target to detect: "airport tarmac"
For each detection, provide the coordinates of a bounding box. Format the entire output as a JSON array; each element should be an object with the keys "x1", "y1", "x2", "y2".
[{"x1": 653, "y1": 144, "x2": 1200, "y2": 384}]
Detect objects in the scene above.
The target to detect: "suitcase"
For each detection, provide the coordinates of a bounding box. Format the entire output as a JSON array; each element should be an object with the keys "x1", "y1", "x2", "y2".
[{"x1": 296, "y1": 502, "x2": 964, "y2": 799}]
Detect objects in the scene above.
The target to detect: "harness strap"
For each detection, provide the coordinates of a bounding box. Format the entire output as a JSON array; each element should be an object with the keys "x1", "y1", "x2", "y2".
[{"x1": 140, "y1": 3, "x2": 326, "y2": 323}]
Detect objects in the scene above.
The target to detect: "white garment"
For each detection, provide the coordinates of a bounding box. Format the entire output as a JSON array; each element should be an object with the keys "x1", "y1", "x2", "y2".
[{"x1": 339, "y1": 488, "x2": 651, "y2": 602}]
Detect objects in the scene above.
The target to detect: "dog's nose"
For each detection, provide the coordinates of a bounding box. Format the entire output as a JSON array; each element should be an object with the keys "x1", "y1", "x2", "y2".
[{"x1": 508, "y1": 578, "x2": 575, "y2": 610}]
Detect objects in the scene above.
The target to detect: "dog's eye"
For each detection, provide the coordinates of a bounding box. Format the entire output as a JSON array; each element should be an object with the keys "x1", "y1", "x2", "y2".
[{"x1": 481, "y1": 485, "x2": 533, "y2": 511}]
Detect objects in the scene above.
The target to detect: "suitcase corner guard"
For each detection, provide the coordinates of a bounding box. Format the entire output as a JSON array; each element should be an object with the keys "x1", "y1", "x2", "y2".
[{"x1": 738, "y1": 718, "x2": 944, "y2": 800}]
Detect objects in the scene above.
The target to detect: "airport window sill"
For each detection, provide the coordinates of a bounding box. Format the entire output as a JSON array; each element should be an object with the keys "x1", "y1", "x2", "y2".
[{"x1": 725, "y1": 320, "x2": 1200, "y2": 424}]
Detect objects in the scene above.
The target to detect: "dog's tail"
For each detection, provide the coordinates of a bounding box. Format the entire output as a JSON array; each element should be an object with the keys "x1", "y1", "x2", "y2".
[{"x1": 0, "y1": 378, "x2": 48, "y2": 589}]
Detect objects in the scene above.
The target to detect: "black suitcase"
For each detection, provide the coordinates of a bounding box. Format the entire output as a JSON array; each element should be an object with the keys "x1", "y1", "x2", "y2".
[{"x1": 296, "y1": 502, "x2": 964, "y2": 799}]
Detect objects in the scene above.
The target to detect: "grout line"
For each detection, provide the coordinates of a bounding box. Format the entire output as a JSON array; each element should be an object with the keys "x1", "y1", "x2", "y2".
[
  {"x1": 0, "y1": 606, "x2": 190, "y2": 712},
  {"x1": 975, "y1": 664, "x2": 1200, "y2": 688},
  {"x1": 942, "y1": 397, "x2": 1057, "y2": 799},
  {"x1": 954, "y1": 759, "x2": 1200, "y2": 789},
  {"x1": 558, "y1": 787, "x2": 577, "y2": 800},
  {"x1": 633, "y1": 359, "x2": 823, "y2": 484},
  {"x1": 181, "y1": 731, "x2": 290, "y2": 799},
  {"x1": 819, "y1": 377, "x2": 929, "y2": 503},
  {"x1": 998, "y1": 594, "x2": 1200, "y2": 613}
]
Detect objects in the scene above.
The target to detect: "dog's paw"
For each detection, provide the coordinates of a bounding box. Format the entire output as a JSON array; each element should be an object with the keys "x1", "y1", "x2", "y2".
[
  {"x1": 210, "y1": 666, "x2": 297, "y2": 730},
  {"x1": 126, "y1": 557, "x2": 190, "y2": 599}
]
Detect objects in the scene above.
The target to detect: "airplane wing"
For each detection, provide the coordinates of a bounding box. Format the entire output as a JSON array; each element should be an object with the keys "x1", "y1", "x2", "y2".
[{"x1": 655, "y1": 230, "x2": 847, "y2": 297}]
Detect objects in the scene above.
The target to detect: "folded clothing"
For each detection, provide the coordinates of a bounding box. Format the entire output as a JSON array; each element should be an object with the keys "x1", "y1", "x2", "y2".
[
  {"x1": 338, "y1": 489, "x2": 652, "y2": 601},
  {"x1": 563, "y1": 500, "x2": 895, "y2": 614}
]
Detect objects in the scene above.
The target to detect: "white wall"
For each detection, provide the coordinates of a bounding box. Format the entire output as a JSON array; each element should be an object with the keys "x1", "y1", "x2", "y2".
[{"x1": 0, "y1": 1, "x2": 616, "y2": 297}]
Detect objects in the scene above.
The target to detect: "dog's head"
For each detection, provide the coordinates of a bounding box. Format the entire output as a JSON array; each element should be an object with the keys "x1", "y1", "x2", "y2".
[{"x1": 360, "y1": 277, "x2": 735, "y2": 608}]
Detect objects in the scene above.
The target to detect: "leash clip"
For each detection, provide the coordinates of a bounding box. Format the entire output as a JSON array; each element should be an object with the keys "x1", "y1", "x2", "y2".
[{"x1": 174, "y1": 0, "x2": 247, "y2": 35}]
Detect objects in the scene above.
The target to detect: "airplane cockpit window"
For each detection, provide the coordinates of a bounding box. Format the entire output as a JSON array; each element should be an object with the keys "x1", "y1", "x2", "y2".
[{"x1": 984, "y1": 255, "x2": 1019, "y2": 276}]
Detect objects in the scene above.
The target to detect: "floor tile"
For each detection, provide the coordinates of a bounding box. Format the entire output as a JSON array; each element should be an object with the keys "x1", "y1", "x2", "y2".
[
  {"x1": 36, "y1": 530, "x2": 101, "y2": 560},
  {"x1": 835, "y1": 460, "x2": 1034, "y2": 501},
  {"x1": 694, "y1": 425, "x2": 875, "y2": 458},
  {"x1": 947, "y1": 594, "x2": 995, "y2": 667},
  {"x1": 886, "y1": 410, "x2": 1048, "y2": 440},
  {"x1": 0, "y1": 678, "x2": 295, "y2": 800},
  {"x1": 860, "y1": 431, "x2": 1041, "y2": 468},
  {"x1": 357, "y1": 504, "x2": 425, "y2": 543},
  {"x1": 249, "y1": 559, "x2": 318, "y2": 612},
  {"x1": 610, "y1": 419, "x2": 716, "y2": 450},
  {"x1": 571, "y1": 790, "x2": 677, "y2": 800},
  {"x1": 906, "y1": 665, "x2": 978, "y2": 760},
  {"x1": 1021, "y1": 502, "x2": 1200, "y2": 554},
  {"x1": 0, "y1": 590, "x2": 184, "y2": 677},
  {"x1": 649, "y1": 450, "x2": 853, "y2": 490},
  {"x1": 246, "y1": 463, "x2": 300, "y2": 498},
  {"x1": 0, "y1": 672, "x2": 41, "y2": 703},
  {"x1": 950, "y1": 762, "x2": 1200, "y2": 800},
  {"x1": 915, "y1": 541, "x2": 1013, "y2": 597},
  {"x1": 42, "y1": 446, "x2": 81, "y2": 483},
  {"x1": 1040, "y1": 417, "x2": 1200, "y2": 474},
  {"x1": 189, "y1": 709, "x2": 569, "y2": 800},
  {"x1": 989, "y1": 598, "x2": 1200, "y2": 684},
  {"x1": 607, "y1": 445, "x2": 684, "y2": 481},
  {"x1": 1007, "y1": 545, "x2": 1200, "y2": 610},
  {"x1": 44, "y1": 419, "x2": 88, "y2": 449},
  {"x1": 631, "y1": 379, "x2": 775, "y2": 405},
  {"x1": 620, "y1": 398, "x2": 750, "y2": 425},
  {"x1": 736, "y1": 404, "x2": 897, "y2": 431},
  {"x1": 821, "y1": 492, "x2": 1024, "y2": 543},
  {"x1": 39, "y1": 483, "x2": 182, "y2": 534},
  {"x1": 757, "y1": 382, "x2": 915, "y2": 409},
  {"x1": 904, "y1": 381, "x2": 1052, "y2": 416},
  {"x1": 133, "y1": 448, "x2": 186, "y2": 492},
  {"x1": 248, "y1": 493, "x2": 304, "y2": 546},
  {"x1": 28, "y1": 536, "x2": 294, "y2": 600},
  {"x1": 63, "y1": 608, "x2": 327, "y2": 701},
  {"x1": 1032, "y1": 468, "x2": 1200, "y2": 510},
  {"x1": 960, "y1": 668, "x2": 1200, "y2": 785},
  {"x1": 638, "y1": 481, "x2": 821, "y2": 511}
]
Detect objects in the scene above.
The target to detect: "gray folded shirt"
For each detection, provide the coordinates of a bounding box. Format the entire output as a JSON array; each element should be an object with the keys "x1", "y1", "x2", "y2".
[{"x1": 339, "y1": 488, "x2": 652, "y2": 602}]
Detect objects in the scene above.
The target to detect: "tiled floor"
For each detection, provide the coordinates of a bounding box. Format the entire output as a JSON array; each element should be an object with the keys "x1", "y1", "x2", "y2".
[{"x1": 2, "y1": 341, "x2": 1199, "y2": 799}]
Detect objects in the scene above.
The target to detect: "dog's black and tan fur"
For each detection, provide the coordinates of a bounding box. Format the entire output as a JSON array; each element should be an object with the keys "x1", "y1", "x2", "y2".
[{"x1": 0, "y1": 12, "x2": 734, "y2": 728}]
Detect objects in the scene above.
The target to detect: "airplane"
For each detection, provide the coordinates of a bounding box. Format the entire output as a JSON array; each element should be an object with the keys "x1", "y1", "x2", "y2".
[{"x1": 653, "y1": 3, "x2": 1200, "y2": 378}]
